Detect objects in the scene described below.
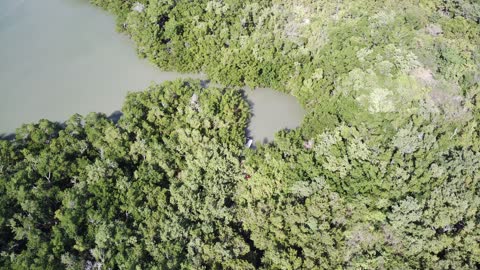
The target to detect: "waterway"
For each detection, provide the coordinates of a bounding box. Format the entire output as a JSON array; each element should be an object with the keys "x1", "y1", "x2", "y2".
[{"x1": 0, "y1": 0, "x2": 304, "y2": 143}]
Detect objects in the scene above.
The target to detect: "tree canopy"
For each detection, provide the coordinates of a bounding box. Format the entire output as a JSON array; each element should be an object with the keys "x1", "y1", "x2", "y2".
[{"x1": 1, "y1": 0, "x2": 480, "y2": 269}]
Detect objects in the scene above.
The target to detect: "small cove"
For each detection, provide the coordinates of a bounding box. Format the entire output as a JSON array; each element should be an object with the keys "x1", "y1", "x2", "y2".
[{"x1": 0, "y1": 0, "x2": 304, "y2": 142}]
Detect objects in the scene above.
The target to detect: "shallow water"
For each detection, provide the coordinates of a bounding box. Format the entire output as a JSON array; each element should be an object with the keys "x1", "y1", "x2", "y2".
[
  {"x1": 0, "y1": 0, "x2": 201, "y2": 133},
  {"x1": 243, "y1": 88, "x2": 304, "y2": 143},
  {"x1": 0, "y1": 0, "x2": 304, "y2": 142}
]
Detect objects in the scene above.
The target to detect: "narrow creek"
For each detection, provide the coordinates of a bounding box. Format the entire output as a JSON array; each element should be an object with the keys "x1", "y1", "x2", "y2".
[{"x1": 0, "y1": 0, "x2": 304, "y2": 143}]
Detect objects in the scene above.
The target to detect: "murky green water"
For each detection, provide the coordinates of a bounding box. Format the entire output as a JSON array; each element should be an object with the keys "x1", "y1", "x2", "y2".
[
  {"x1": 0, "y1": 0, "x2": 304, "y2": 142},
  {"x1": 243, "y1": 87, "x2": 304, "y2": 143}
]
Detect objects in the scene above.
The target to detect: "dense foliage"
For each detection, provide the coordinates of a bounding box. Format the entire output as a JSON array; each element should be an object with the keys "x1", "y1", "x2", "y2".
[
  {"x1": 1, "y1": 81, "x2": 256, "y2": 269},
  {"x1": 1, "y1": 0, "x2": 480, "y2": 269}
]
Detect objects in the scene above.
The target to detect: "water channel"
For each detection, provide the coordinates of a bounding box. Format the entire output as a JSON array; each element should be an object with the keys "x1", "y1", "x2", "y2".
[{"x1": 0, "y1": 0, "x2": 304, "y2": 143}]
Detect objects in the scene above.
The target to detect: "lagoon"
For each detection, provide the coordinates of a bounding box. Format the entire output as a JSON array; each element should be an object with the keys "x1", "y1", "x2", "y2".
[{"x1": 0, "y1": 0, "x2": 304, "y2": 142}]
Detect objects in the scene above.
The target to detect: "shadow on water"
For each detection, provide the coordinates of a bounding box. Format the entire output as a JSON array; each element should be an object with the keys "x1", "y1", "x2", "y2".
[
  {"x1": 108, "y1": 110, "x2": 123, "y2": 124},
  {"x1": 0, "y1": 133, "x2": 15, "y2": 141},
  {"x1": 200, "y1": 79, "x2": 210, "y2": 88},
  {"x1": 238, "y1": 89, "x2": 257, "y2": 147}
]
